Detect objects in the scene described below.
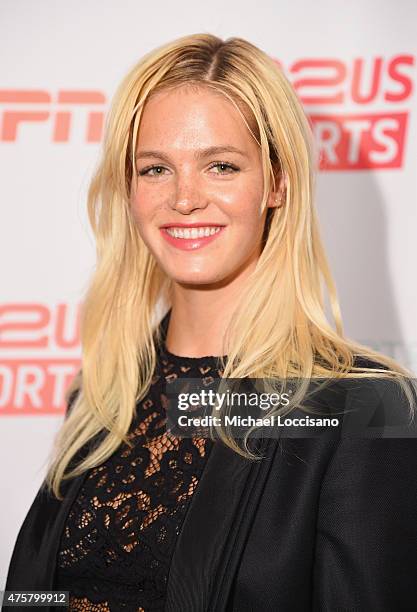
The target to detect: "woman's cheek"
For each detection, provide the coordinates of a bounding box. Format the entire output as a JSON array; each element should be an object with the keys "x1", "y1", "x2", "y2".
[
  {"x1": 232, "y1": 202, "x2": 261, "y2": 230},
  {"x1": 131, "y1": 193, "x2": 156, "y2": 227}
]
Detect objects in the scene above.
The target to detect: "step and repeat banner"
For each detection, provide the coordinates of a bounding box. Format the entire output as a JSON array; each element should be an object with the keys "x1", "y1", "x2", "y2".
[{"x1": 1, "y1": 0, "x2": 416, "y2": 585}]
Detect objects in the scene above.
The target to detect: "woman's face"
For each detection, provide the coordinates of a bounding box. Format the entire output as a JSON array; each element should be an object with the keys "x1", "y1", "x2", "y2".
[{"x1": 131, "y1": 85, "x2": 279, "y2": 287}]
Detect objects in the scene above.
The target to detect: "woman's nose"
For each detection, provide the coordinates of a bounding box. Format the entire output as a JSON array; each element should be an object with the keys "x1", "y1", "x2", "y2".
[{"x1": 170, "y1": 174, "x2": 208, "y2": 214}]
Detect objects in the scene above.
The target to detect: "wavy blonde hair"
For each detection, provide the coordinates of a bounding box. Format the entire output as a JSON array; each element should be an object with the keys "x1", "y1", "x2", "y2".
[{"x1": 45, "y1": 33, "x2": 415, "y2": 499}]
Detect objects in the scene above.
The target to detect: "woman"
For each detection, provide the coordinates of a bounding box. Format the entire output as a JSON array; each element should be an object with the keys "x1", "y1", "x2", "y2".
[{"x1": 4, "y1": 33, "x2": 417, "y2": 612}]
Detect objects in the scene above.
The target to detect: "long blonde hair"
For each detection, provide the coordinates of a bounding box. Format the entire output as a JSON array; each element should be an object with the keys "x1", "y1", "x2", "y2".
[{"x1": 45, "y1": 33, "x2": 415, "y2": 499}]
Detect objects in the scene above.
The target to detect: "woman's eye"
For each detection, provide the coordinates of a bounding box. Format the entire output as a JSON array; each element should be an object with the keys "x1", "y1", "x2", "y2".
[
  {"x1": 137, "y1": 162, "x2": 239, "y2": 177},
  {"x1": 138, "y1": 165, "x2": 168, "y2": 177},
  {"x1": 209, "y1": 162, "x2": 239, "y2": 175}
]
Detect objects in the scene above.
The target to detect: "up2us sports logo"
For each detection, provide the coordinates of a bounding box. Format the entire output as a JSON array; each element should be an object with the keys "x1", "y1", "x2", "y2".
[
  {"x1": 274, "y1": 54, "x2": 414, "y2": 170},
  {"x1": 0, "y1": 54, "x2": 414, "y2": 169},
  {"x1": 0, "y1": 304, "x2": 81, "y2": 415}
]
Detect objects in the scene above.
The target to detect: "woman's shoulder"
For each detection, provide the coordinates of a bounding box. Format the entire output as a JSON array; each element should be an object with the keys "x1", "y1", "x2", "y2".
[
  {"x1": 351, "y1": 353, "x2": 390, "y2": 371},
  {"x1": 317, "y1": 356, "x2": 417, "y2": 492},
  {"x1": 300, "y1": 353, "x2": 417, "y2": 448},
  {"x1": 344, "y1": 354, "x2": 416, "y2": 417},
  {"x1": 348, "y1": 354, "x2": 416, "y2": 405}
]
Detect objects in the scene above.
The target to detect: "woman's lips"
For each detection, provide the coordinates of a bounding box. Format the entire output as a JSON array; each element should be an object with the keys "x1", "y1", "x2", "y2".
[{"x1": 160, "y1": 226, "x2": 225, "y2": 251}]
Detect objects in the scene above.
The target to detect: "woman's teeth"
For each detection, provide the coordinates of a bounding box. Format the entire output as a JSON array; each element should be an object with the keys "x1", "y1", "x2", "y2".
[{"x1": 165, "y1": 227, "x2": 222, "y2": 239}]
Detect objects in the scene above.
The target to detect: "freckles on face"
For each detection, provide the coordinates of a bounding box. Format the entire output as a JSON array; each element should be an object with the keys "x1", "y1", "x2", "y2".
[{"x1": 130, "y1": 85, "x2": 271, "y2": 284}]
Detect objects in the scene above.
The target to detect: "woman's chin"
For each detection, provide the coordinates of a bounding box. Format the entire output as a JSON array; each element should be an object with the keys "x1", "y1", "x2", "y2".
[{"x1": 167, "y1": 269, "x2": 228, "y2": 287}]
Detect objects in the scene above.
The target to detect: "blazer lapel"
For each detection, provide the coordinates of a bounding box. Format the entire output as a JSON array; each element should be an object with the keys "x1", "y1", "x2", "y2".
[{"x1": 165, "y1": 436, "x2": 279, "y2": 612}]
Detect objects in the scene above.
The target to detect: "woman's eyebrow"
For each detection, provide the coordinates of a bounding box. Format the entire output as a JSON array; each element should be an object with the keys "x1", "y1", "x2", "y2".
[{"x1": 135, "y1": 145, "x2": 248, "y2": 162}]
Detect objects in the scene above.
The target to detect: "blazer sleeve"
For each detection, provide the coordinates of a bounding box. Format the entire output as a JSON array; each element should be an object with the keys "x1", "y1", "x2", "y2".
[{"x1": 312, "y1": 436, "x2": 417, "y2": 611}]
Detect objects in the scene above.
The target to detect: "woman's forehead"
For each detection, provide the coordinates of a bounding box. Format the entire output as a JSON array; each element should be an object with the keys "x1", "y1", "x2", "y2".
[{"x1": 136, "y1": 84, "x2": 260, "y2": 149}]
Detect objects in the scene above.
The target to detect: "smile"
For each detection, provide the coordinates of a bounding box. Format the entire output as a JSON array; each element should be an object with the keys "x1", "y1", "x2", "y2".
[
  {"x1": 166, "y1": 226, "x2": 221, "y2": 239},
  {"x1": 160, "y1": 226, "x2": 225, "y2": 251}
]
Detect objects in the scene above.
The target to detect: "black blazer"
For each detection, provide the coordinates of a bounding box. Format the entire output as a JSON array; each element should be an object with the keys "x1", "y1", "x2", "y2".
[{"x1": 3, "y1": 381, "x2": 417, "y2": 611}]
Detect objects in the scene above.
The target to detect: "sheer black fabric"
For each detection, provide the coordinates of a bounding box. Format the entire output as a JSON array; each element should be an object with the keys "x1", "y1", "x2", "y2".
[{"x1": 54, "y1": 313, "x2": 226, "y2": 611}]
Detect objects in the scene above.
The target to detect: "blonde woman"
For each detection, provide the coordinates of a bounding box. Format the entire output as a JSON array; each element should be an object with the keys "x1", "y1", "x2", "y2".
[{"x1": 4, "y1": 34, "x2": 417, "y2": 612}]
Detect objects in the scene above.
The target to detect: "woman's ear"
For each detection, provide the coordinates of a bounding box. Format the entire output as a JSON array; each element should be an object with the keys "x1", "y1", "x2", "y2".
[{"x1": 267, "y1": 171, "x2": 287, "y2": 209}]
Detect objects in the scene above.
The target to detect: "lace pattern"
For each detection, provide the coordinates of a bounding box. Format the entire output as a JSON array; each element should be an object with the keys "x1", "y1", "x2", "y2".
[{"x1": 55, "y1": 334, "x2": 225, "y2": 612}]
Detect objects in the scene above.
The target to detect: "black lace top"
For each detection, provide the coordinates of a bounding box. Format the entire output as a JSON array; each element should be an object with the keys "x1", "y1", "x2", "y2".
[{"x1": 54, "y1": 312, "x2": 226, "y2": 611}]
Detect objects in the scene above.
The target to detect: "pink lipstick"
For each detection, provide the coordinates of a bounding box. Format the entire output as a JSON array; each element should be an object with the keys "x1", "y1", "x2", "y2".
[{"x1": 160, "y1": 223, "x2": 225, "y2": 251}]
